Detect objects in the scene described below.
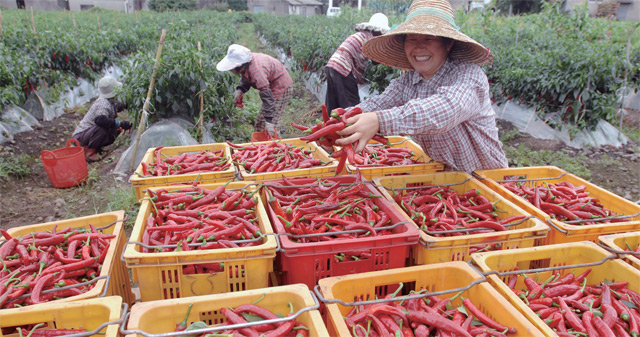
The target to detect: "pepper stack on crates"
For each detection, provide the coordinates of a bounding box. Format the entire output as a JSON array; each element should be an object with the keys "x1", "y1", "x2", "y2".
[
  {"x1": 474, "y1": 166, "x2": 640, "y2": 245},
  {"x1": 0, "y1": 212, "x2": 132, "y2": 336},
  {"x1": 123, "y1": 141, "x2": 331, "y2": 335}
]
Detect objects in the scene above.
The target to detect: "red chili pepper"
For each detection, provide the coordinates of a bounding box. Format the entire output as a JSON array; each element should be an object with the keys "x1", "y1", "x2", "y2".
[
  {"x1": 408, "y1": 311, "x2": 472, "y2": 337},
  {"x1": 593, "y1": 314, "x2": 616, "y2": 337},
  {"x1": 462, "y1": 298, "x2": 516, "y2": 334}
]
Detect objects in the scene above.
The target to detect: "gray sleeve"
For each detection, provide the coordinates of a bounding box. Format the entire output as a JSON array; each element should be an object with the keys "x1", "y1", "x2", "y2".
[{"x1": 259, "y1": 89, "x2": 276, "y2": 123}]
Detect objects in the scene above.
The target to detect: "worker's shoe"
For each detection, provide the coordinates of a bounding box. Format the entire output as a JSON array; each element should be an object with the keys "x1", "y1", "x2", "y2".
[{"x1": 84, "y1": 147, "x2": 101, "y2": 163}]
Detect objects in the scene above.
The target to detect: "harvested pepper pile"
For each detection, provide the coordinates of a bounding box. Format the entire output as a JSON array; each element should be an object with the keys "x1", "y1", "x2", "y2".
[
  {"x1": 292, "y1": 105, "x2": 389, "y2": 173},
  {"x1": 143, "y1": 183, "x2": 263, "y2": 253},
  {"x1": 229, "y1": 141, "x2": 327, "y2": 174},
  {"x1": 501, "y1": 180, "x2": 623, "y2": 224},
  {"x1": 392, "y1": 185, "x2": 527, "y2": 237},
  {"x1": 264, "y1": 174, "x2": 399, "y2": 243},
  {"x1": 344, "y1": 284, "x2": 517, "y2": 337},
  {"x1": 175, "y1": 302, "x2": 308, "y2": 337},
  {"x1": 349, "y1": 143, "x2": 425, "y2": 167},
  {"x1": 0, "y1": 226, "x2": 114, "y2": 309},
  {"x1": 141, "y1": 147, "x2": 231, "y2": 176},
  {"x1": 509, "y1": 268, "x2": 640, "y2": 336}
]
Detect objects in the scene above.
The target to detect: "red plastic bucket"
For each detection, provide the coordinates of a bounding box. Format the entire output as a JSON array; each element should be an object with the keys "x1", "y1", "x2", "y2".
[{"x1": 40, "y1": 139, "x2": 88, "y2": 188}]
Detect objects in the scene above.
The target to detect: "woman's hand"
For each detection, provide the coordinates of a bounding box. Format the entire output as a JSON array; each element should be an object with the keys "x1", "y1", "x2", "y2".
[{"x1": 335, "y1": 112, "x2": 380, "y2": 152}]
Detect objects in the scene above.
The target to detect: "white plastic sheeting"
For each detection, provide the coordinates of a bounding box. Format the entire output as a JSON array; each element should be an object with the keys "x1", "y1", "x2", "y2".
[
  {"x1": 0, "y1": 106, "x2": 42, "y2": 143},
  {"x1": 494, "y1": 100, "x2": 629, "y2": 148},
  {"x1": 0, "y1": 66, "x2": 123, "y2": 144},
  {"x1": 114, "y1": 118, "x2": 199, "y2": 177}
]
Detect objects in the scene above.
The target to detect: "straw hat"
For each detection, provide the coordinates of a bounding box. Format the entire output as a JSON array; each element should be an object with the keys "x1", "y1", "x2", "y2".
[
  {"x1": 216, "y1": 44, "x2": 252, "y2": 72},
  {"x1": 354, "y1": 13, "x2": 390, "y2": 34},
  {"x1": 362, "y1": 0, "x2": 492, "y2": 69},
  {"x1": 98, "y1": 76, "x2": 122, "y2": 99}
]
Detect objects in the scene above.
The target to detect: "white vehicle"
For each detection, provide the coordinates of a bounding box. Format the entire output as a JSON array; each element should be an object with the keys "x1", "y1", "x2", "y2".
[{"x1": 327, "y1": 7, "x2": 342, "y2": 17}]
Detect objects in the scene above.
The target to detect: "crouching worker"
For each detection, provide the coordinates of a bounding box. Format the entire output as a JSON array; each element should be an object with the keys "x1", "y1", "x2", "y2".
[{"x1": 72, "y1": 76, "x2": 132, "y2": 162}]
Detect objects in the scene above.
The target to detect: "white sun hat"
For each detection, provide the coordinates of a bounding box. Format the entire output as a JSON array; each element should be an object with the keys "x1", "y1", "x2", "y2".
[
  {"x1": 354, "y1": 13, "x2": 390, "y2": 34},
  {"x1": 98, "y1": 76, "x2": 122, "y2": 99},
  {"x1": 216, "y1": 44, "x2": 253, "y2": 72}
]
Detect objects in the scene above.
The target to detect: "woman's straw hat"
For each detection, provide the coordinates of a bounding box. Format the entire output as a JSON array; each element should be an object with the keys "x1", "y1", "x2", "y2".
[{"x1": 362, "y1": 0, "x2": 492, "y2": 69}]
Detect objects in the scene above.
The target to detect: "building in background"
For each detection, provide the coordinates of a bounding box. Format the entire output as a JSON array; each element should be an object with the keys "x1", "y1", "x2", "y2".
[{"x1": 0, "y1": 0, "x2": 144, "y2": 11}]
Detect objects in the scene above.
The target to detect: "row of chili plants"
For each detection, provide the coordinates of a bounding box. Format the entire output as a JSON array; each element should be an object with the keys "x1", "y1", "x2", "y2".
[{"x1": 1, "y1": 8, "x2": 247, "y2": 141}]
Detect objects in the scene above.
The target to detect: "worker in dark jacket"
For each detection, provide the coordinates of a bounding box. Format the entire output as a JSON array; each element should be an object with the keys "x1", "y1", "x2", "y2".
[{"x1": 72, "y1": 76, "x2": 131, "y2": 162}]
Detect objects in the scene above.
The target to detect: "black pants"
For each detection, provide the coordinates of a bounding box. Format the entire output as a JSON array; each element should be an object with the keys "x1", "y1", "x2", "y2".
[
  {"x1": 325, "y1": 67, "x2": 360, "y2": 113},
  {"x1": 73, "y1": 125, "x2": 117, "y2": 151}
]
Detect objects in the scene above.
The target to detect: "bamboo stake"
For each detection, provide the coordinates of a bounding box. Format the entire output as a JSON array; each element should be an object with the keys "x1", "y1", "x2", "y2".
[
  {"x1": 618, "y1": 28, "x2": 634, "y2": 141},
  {"x1": 72, "y1": 12, "x2": 77, "y2": 33},
  {"x1": 30, "y1": 7, "x2": 36, "y2": 34},
  {"x1": 135, "y1": 10, "x2": 138, "y2": 21},
  {"x1": 198, "y1": 41, "x2": 204, "y2": 142},
  {"x1": 97, "y1": 16, "x2": 101, "y2": 34},
  {"x1": 0, "y1": 7, "x2": 3, "y2": 35},
  {"x1": 129, "y1": 29, "x2": 167, "y2": 171}
]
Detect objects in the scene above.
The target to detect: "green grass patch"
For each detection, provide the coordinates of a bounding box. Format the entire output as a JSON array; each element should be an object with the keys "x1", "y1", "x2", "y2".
[
  {"x1": 0, "y1": 154, "x2": 34, "y2": 179},
  {"x1": 504, "y1": 144, "x2": 591, "y2": 180}
]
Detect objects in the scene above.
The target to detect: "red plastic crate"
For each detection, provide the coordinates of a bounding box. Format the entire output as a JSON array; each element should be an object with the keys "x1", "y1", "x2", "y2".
[{"x1": 263, "y1": 175, "x2": 420, "y2": 289}]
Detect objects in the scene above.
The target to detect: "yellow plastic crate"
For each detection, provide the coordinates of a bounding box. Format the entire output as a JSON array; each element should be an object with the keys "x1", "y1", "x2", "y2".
[
  {"x1": 599, "y1": 231, "x2": 640, "y2": 270},
  {"x1": 373, "y1": 172, "x2": 549, "y2": 265},
  {"x1": 130, "y1": 143, "x2": 235, "y2": 200},
  {"x1": 318, "y1": 262, "x2": 544, "y2": 337},
  {"x1": 124, "y1": 285, "x2": 329, "y2": 337},
  {"x1": 471, "y1": 241, "x2": 640, "y2": 337},
  {"x1": 232, "y1": 138, "x2": 338, "y2": 182},
  {"x1": 4, "y1": 211, "x2": 135, "y2": 306},
  {"x1": 123, "y1": 182, "x2": 277, "y2": 302},
  {"x1": 342, "y1": 136, "x2": 445, "y2": 179},
  {"x1": 0, "y1": 297, "x2": 123, "y2": 337},
  {"x1": 474, "y1": 166, "x2": 640, "y2": 245}
]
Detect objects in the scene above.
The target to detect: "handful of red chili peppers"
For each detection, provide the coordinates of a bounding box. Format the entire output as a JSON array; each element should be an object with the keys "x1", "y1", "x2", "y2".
[
  {"x1": 344, "y1": 283, "x2": 517, "y2": 337},
  {"x1": 229, "y1": 141, "x2": 327, "y2": 174},
  {"x1": 0, "y1": 226, "x2": 114, "y2": 309},
  {"x1": 264, "y1": 174, "x2": 396, "y2": 243},
  {"x1": 392, "y1": 185, "x2": 527, "y2": 238},
  {"x1": 143, "y1": 183, "x2": 263, "y2": 254},
  {"x1": 174, "y1": 302, "x2": 308, "y2": 337},
  {"x1": 291, "y1": 105, "x2": 390, "y2": 173},
  {"x1": 140, "y1": 147, "x2": 231, "y2": 177},
  {"x1": 501, "y1": 180, "x2": 623, "y2": 225},
  {"x1": 509, "y1": 268, "x2": 640, "y2": 337}
]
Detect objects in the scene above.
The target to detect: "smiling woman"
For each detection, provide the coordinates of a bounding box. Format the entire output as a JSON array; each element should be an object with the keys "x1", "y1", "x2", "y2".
[{"x1": 334, "y1": 0, "x2": 508, "y2": 173}]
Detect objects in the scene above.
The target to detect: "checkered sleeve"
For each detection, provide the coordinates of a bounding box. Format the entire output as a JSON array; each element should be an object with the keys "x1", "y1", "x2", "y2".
[{"x1": 376, "y1": 67, "x2": 487, "y2": 136}]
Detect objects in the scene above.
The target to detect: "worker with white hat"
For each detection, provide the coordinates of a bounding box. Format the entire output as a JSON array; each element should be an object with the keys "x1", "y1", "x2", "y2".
[
  {"x1": 72, "y1": 76, "x2": 131, "y2": 162},
  {"x1": 217, "y1": 44, "x2": 293, "y2": 137},
  {"x1": 324, "y1": 13, "x2": 390, "y2": 113},
  {"x1": 335, "y1": 0, "x2": 507, "y2": 173}
]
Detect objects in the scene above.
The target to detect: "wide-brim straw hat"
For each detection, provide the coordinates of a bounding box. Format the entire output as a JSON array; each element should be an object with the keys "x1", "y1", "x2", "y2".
[{"x1": 363, "y1": 0, "x2": 492, "y2": 69}]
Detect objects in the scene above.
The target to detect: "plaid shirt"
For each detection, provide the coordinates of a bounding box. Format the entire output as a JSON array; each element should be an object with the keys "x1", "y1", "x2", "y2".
[
  {"x1": 238, "y1": 53, "x2": 292, "y2": 100},
  {"x1": 326, "y1": 31, "x2": 373, "y2": 82},
  {"x1": 72, "y1": 98, "x2": 116, "y2": 136},
  {"x1": 358, "y1": 59, "x2": 508, "y2": 173}
]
